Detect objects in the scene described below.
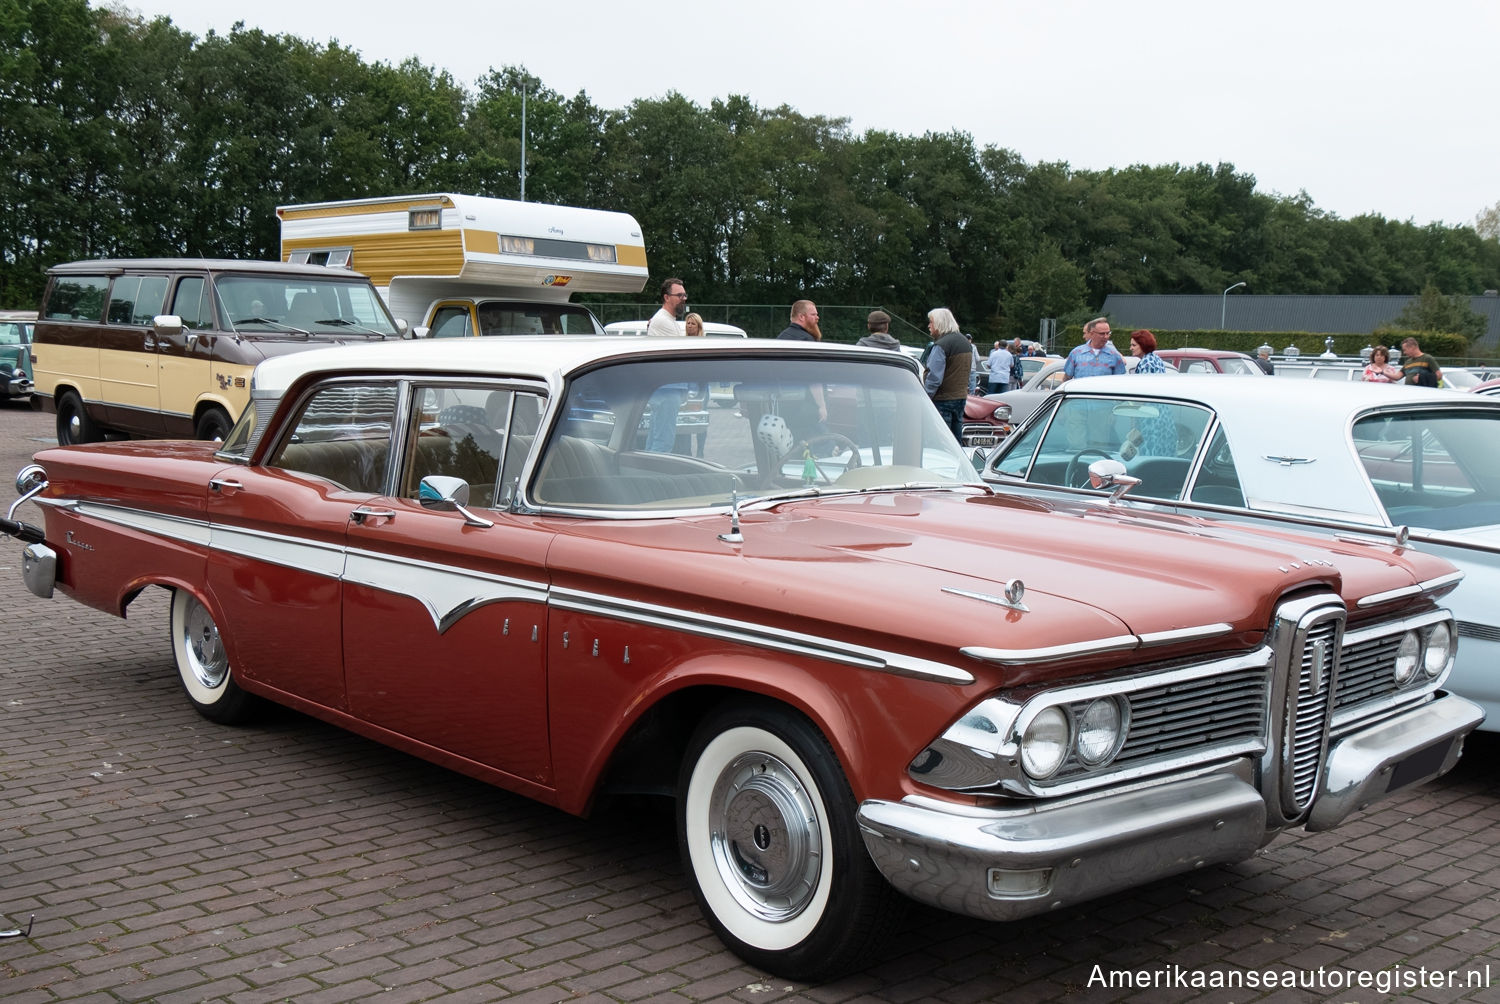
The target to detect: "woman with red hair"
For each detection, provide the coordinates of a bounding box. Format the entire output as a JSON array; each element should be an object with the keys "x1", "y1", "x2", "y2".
[{"x1": 1129, "y1": 329, "x2": 1169, "y2": 374}]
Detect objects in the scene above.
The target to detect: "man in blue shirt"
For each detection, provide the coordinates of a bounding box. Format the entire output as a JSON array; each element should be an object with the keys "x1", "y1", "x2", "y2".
[{"x1": 1063, "y1": 318, "x2": 1126, "y2": 380}]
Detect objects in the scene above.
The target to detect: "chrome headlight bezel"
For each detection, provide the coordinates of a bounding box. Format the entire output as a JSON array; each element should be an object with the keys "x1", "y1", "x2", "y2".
[
  {"x1": 1421, "y1": 621, "x2": 1454, "y2": 679},
  {"x1": 1018, "y1": 704, "x2": 1071, "y2": 779},
  {"x1": 1393, "y1": 630, "x2": 1421, "y2": 686}
]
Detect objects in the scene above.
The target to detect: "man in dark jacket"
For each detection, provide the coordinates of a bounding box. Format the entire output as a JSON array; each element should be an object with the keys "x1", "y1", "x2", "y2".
[
  {"x1": 923, "y1": 307, "x2": 970, "y2": 442},
  {"x1": 776, "y1": 301, "x2": 821, "y2": 341}
]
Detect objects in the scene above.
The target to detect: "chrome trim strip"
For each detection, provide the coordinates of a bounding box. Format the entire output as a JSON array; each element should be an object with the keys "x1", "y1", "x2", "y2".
[
  {"x1": 1417, "y1": 570, "x2": 1465, "y2": 595},
  {"x1": 49, "y1": 499, "x2": 975, "y2": 682},
  {"x1": 1339, "y1": 607, "x2": 1451, "y2": 648},
  {"x1": 1355, "y1": 584, "x2": 1419, "y2": 608},
  {"x1": 1135, "y1": 622, "x2": 1234, "y2": 646},
  {"x1": 551, "y1": 587, "x2": 975, "y2": 685},
  {"x1": 960, "y1": 620, "x2": 1234, "y2": 666},
  {"x1": 62, "y1": 501, "x2": 214, "y2": 548},
  {"x1": 960, "y1": 635, "x2": 1140, "y2": 665}
]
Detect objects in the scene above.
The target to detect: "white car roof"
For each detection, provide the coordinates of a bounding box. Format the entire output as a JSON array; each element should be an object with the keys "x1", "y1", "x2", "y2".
[
  {"x1": 1057, "y1": 374, "x2": 1499, "y2": 525},
  {"x1": 250, "y1": 335, "x2": 907, "y2": 396}
]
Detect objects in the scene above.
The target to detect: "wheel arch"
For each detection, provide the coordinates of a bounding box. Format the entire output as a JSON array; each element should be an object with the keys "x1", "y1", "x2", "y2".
[{"x1": 587, "y1": 668, "x2": 865, "y2": 817}]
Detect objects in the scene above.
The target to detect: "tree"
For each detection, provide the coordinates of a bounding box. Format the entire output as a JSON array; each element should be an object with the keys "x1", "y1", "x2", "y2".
[
  {"x1": 1391, "y1": 283, "x2": 1487, "y2": 342},
  {"x1": 999, "y1": 240, "x2": 1087, "y2": 342},
  {"x1": 1475, "y1": 201, "x2": 1500, "y2": 242}
]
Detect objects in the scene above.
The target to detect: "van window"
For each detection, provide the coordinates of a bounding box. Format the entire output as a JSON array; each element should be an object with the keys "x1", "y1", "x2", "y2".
[
  {"x1": 106, "y1": 275, "x2": 168, "y2": 326},
  {"x1": 429, "y1": 306, "x2": 473, "y2": 338},
  {"x1": 45, "y1": 275, "x2": 109, "y2": 321},
  {"x1": 171, "y1": 277, "x2": 213, "y2": 330}
]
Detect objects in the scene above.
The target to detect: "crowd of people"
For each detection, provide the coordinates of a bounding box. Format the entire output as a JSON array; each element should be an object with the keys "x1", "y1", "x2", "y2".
[{"x1": 641, "y1": 278, "x2": 1456, "y2": 450}]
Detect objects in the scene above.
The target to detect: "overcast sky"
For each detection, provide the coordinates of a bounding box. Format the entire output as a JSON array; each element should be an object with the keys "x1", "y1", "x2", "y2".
[{"x1": 116, "y1": 0, "x2": 1497, "y2": 229}]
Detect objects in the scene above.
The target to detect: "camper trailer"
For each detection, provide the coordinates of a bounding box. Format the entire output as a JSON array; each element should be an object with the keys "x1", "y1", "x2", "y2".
[{"x1": 277, "y1": 194, "x2": 649, "y2": 337}]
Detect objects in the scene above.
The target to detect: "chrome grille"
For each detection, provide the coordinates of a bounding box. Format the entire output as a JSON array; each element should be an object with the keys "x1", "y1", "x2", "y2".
[
  {"x1": 1290, "y1": 621, "x2": 1338, "y2": 807},
  {"x1": 1045, "y1": 667, "x2": 1267, "y2": 782},
  {"x1": 1333, "y1": 633, "x2": 1403, "y2": 709}
]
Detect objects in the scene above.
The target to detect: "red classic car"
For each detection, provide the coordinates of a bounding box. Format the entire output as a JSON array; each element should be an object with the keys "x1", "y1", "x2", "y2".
[{"x1": 1, "y1": 336, "x2": 1481, "y2": 980}]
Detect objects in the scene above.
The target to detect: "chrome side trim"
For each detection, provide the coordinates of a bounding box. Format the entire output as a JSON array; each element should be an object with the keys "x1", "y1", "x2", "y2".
[
  {"x1": 343, "y1": 547, "x2": 546, "y2": 634},
  {"x1": 1416, "y1": 570, "x2": 1465, "y2": 596},
  {"x1": 62, "y1": 501, "x2": 214, "y2": 549},
  {"x1": 551, "y1": 587, "x2": 975, "y2": 685},
  {"x1": 1135, "y1": 622, "x2": 1234, "y2": 646}
]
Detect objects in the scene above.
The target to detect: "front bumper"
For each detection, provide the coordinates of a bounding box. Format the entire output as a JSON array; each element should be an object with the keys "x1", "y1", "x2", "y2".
[
  {"x1": 858, "y1": 693, "x2": 1482, "y2": 923},
  {"x1": 3, "y1": 373, "x2": 30, "y2": 398}
]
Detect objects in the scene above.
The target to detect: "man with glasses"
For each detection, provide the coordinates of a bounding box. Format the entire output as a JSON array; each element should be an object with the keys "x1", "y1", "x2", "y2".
[
  {"x1": 648, "y1": 277, "x2": 688, "y2": 337},
  {"x1": 1063, "y1": 317, "x2": 1126, "y2": 381}
]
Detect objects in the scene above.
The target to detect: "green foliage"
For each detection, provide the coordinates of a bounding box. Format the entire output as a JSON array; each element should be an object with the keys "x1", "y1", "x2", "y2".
[
  {"x1": 3, "y1": 0, "x2": 1500, "y2": 336},
  {"x1": 1387, "y1": 283, "x2": 1487, "y2": 342}
]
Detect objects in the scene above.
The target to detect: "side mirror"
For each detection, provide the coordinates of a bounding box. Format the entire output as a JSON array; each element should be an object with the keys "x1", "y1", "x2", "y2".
[
  {"x1": 1087, "y1": 458, "x2": 1142, "y2": 501},
  {"x1": 418, "y1": 475, "x2": 493, "y2": 528},
  {"x1": 152, "y1": 314, "x2": 184, "y2": 337},
  {"x1": 411, "y1": 325, "x2": 431, "y2": 339},
  {"x1": 394, "y1": 317, "x2": 409, "y2": 337}
]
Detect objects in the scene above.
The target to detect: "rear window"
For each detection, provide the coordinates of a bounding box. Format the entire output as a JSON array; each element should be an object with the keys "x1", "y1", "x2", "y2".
[{"x1": 44, "y1": 275, "x2": 109, "y2": 321}]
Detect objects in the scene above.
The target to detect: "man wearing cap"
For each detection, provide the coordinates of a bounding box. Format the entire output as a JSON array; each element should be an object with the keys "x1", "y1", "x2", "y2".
[{"x1": 856, "y1": 310, "x2": 901, "y2": 350}]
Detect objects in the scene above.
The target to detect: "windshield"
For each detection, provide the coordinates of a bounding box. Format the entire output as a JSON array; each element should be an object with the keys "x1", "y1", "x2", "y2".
[
  {"x1": 215, "y1": 275, "x2": 398, "y2": 337},
  {"x1": 530, "y1": 355, "x2": 978, "y2": 511},
  {"x1": 474, "y1": 301, "x2": 603, "y2": 336}
]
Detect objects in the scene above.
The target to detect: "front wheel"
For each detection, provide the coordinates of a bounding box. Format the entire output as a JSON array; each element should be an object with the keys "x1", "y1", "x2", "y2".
[
  {"x1": 169, "y1": 589, "x2": 259, "y2": 723},
  {"x1": 677, "y1": 700, "x2": 902, "y2": 981}
]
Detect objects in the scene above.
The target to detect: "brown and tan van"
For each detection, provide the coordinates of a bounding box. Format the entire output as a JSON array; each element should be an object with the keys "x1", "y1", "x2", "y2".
[{"x1": 32, "y1": 258, "x2": 405, "y2": 444}]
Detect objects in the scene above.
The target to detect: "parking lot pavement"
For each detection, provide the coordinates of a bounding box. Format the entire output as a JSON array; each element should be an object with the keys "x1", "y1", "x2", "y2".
[{"x1": 1, "y1": 399, "x2": 1498, "y2": 1004}]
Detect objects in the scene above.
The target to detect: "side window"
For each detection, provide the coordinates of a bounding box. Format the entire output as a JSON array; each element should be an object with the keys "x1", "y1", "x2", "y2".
[
  {"x1": 106, "y1": 276, "x2": 142, "y2": 324},
  {"x1": 994, "y1": 401, "x2": 1055, "y2": 478},
  {"x1": 428, "y1": 306, "x2": 472, "y2": 338},
  {"x1": 131, "y1": 276, "x2": 169, "y2": 325},
  {"x1": 401, "y1": 385, "x2": 507, "y2": 508},
  {"x1": 171, "y1": 277, "x2": 213, "y2": 330},
  {"x1": 1189, "y1": 427, "x2": 1246, "y2": 507},
  {"x1": 499, "y1": 392, "x2": 544, "y2": 506},
  {"x1": 268, "y1": 383, "x2": 399, "y2": 493},
  {"x1": 44, "y1": 275, "x2": 109, "y2": 321}
]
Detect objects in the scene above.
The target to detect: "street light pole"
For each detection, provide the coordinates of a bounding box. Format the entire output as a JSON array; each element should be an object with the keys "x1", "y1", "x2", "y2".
[{"x1": 1221, "y1": 281, "x2": 1247, "y2": 329}]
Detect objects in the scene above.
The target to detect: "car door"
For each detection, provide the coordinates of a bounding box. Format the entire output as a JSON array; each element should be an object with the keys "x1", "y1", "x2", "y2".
[
  {"x1": 99, "y1": 272, "x2": 170, "y2": 434},
  {"x1": 341, "y1": 384, "x2": 557, "y2": 786},
  {"x1": 203, "y1": 379, "x2": 404, "y2": 712}
]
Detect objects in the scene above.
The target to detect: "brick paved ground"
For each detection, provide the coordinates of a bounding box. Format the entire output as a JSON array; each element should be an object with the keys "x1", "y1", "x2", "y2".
[{"x1": 1, "y1": 399, "x2": 1498, "y2": 1004}]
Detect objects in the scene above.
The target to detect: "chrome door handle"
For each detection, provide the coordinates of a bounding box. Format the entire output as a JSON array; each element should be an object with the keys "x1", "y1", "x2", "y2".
[
  {"x1": 350, "y1": 506, "x2": 396, "y2": 525},
  {"x1": 209, "y1": 478, "x2": 243, "y2": 493}
]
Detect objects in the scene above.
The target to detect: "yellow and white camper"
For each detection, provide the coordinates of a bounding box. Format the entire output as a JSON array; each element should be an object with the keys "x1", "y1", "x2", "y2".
[{"x1": 276, "y1": 193, "x2": 649, "y2": 336}]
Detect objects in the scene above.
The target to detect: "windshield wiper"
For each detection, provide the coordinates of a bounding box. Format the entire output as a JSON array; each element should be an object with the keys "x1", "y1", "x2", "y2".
[{"x1": 312, "y1": 318, "x2": 390, "y2": 337}]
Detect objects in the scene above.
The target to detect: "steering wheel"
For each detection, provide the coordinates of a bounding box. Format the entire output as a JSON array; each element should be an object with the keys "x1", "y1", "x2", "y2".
[
  {"x1": 802, "y1": 432, "x2": 863, "y2": 484},
  {"x1": 1064, "y1": 448, "x2": 1112, "y2": 488}
]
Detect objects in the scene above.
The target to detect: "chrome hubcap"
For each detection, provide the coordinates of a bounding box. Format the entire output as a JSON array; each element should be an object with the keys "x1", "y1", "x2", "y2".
[
  {"x1": 182, "y1": 599, "x2": 227, "y2": 690},
  {"x1": 709, "y1": 751, "x2": 822, "y2": 922}
]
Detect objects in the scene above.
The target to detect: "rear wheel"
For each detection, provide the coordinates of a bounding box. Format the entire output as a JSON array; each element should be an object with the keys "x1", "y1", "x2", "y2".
[
  {"x1": 55, "y1": 390, "x2": 101, "y2": 445},
  {"x1": 194, "y1": 406, "x2": 232, "y2": 442},
  {"x1": 169, "y1": 589, "x2": 259, "y2": 724},
  {"x1": 677, "y1": 700, "x2": 902, "y2": 981}
]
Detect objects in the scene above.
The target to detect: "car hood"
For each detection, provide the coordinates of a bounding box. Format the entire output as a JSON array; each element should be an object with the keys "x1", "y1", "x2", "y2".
[{"x1": 547, "y1": 489, "x2": 1451, "y2": 687}]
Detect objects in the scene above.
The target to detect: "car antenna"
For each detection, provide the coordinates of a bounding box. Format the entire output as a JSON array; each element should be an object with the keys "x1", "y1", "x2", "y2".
[{"x1": 718, "y1": 489, "x2": 744, "y2": 544}]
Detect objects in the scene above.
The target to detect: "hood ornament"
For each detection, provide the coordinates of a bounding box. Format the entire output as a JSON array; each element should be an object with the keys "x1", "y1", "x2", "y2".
[{"x1": 943, "y1": 579, "x2": 1028, "y2": 613}]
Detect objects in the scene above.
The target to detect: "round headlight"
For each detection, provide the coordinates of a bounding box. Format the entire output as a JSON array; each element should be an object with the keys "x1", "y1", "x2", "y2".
[
  {"x1": 1422, "y1": 622, "x2": 1453, "y2": 678},
  {"x1": 1075, "y1": 697, "x2": 1127, "y2": 767},
  {"x1": 1393, "y1": 630, "x2": 1421, "y2": 685},
  {"x1": 1019, "y1": 705, "x2": 1070, "y2": 779}
]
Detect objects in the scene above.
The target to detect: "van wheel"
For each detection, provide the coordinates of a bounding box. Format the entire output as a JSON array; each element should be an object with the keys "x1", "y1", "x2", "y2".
[
  {"x1": 56, "y1": 390, "x2": 101, "y2": 445},
  {"x1": 677, "y1": 700, "x2": 902, "y2": 981},
  {"x1": 169, "y1": 589, "x2": 259, "y2": 724},
  {"x1": 194, "y1": 406, "x2": 232, "y2": 442}
]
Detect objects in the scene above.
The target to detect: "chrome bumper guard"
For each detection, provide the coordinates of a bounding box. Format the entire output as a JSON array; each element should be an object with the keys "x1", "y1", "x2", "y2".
[
  {"x1": 1307, "y1": 692, "x2": 1482, "y2": 830},
  {"x1": 858, "y1": 693, "x2": 1482, "y2": 923},
  {"x1": 22, "y1": 543, "x2": 56, "y2": 598},
  {"x1": 4, "y1": 374, "x2": 30, "y2": 397}
]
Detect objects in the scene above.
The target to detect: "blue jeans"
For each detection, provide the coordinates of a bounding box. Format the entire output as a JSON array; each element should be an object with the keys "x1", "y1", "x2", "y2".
[{"x1": 934, "y1": 397, "x2": 964, "y2": 443}]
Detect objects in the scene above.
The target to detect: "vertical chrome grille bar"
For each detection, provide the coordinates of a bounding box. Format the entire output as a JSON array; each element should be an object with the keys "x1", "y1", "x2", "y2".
[{"x1": 1278, "y1": 604, "x2": 1345, "y2": 817}]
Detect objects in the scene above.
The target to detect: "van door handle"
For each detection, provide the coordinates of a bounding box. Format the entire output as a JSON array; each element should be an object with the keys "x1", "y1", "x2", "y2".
[
  {"x1": 143, "y1": 336, "x2": 157, "y2": 350},
  {"x1": 209, "y1": 478, "x2": 243, "y2": 494},
  {"x1": 350, "y1": 506, "x2": 396, "y2": 525}
]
